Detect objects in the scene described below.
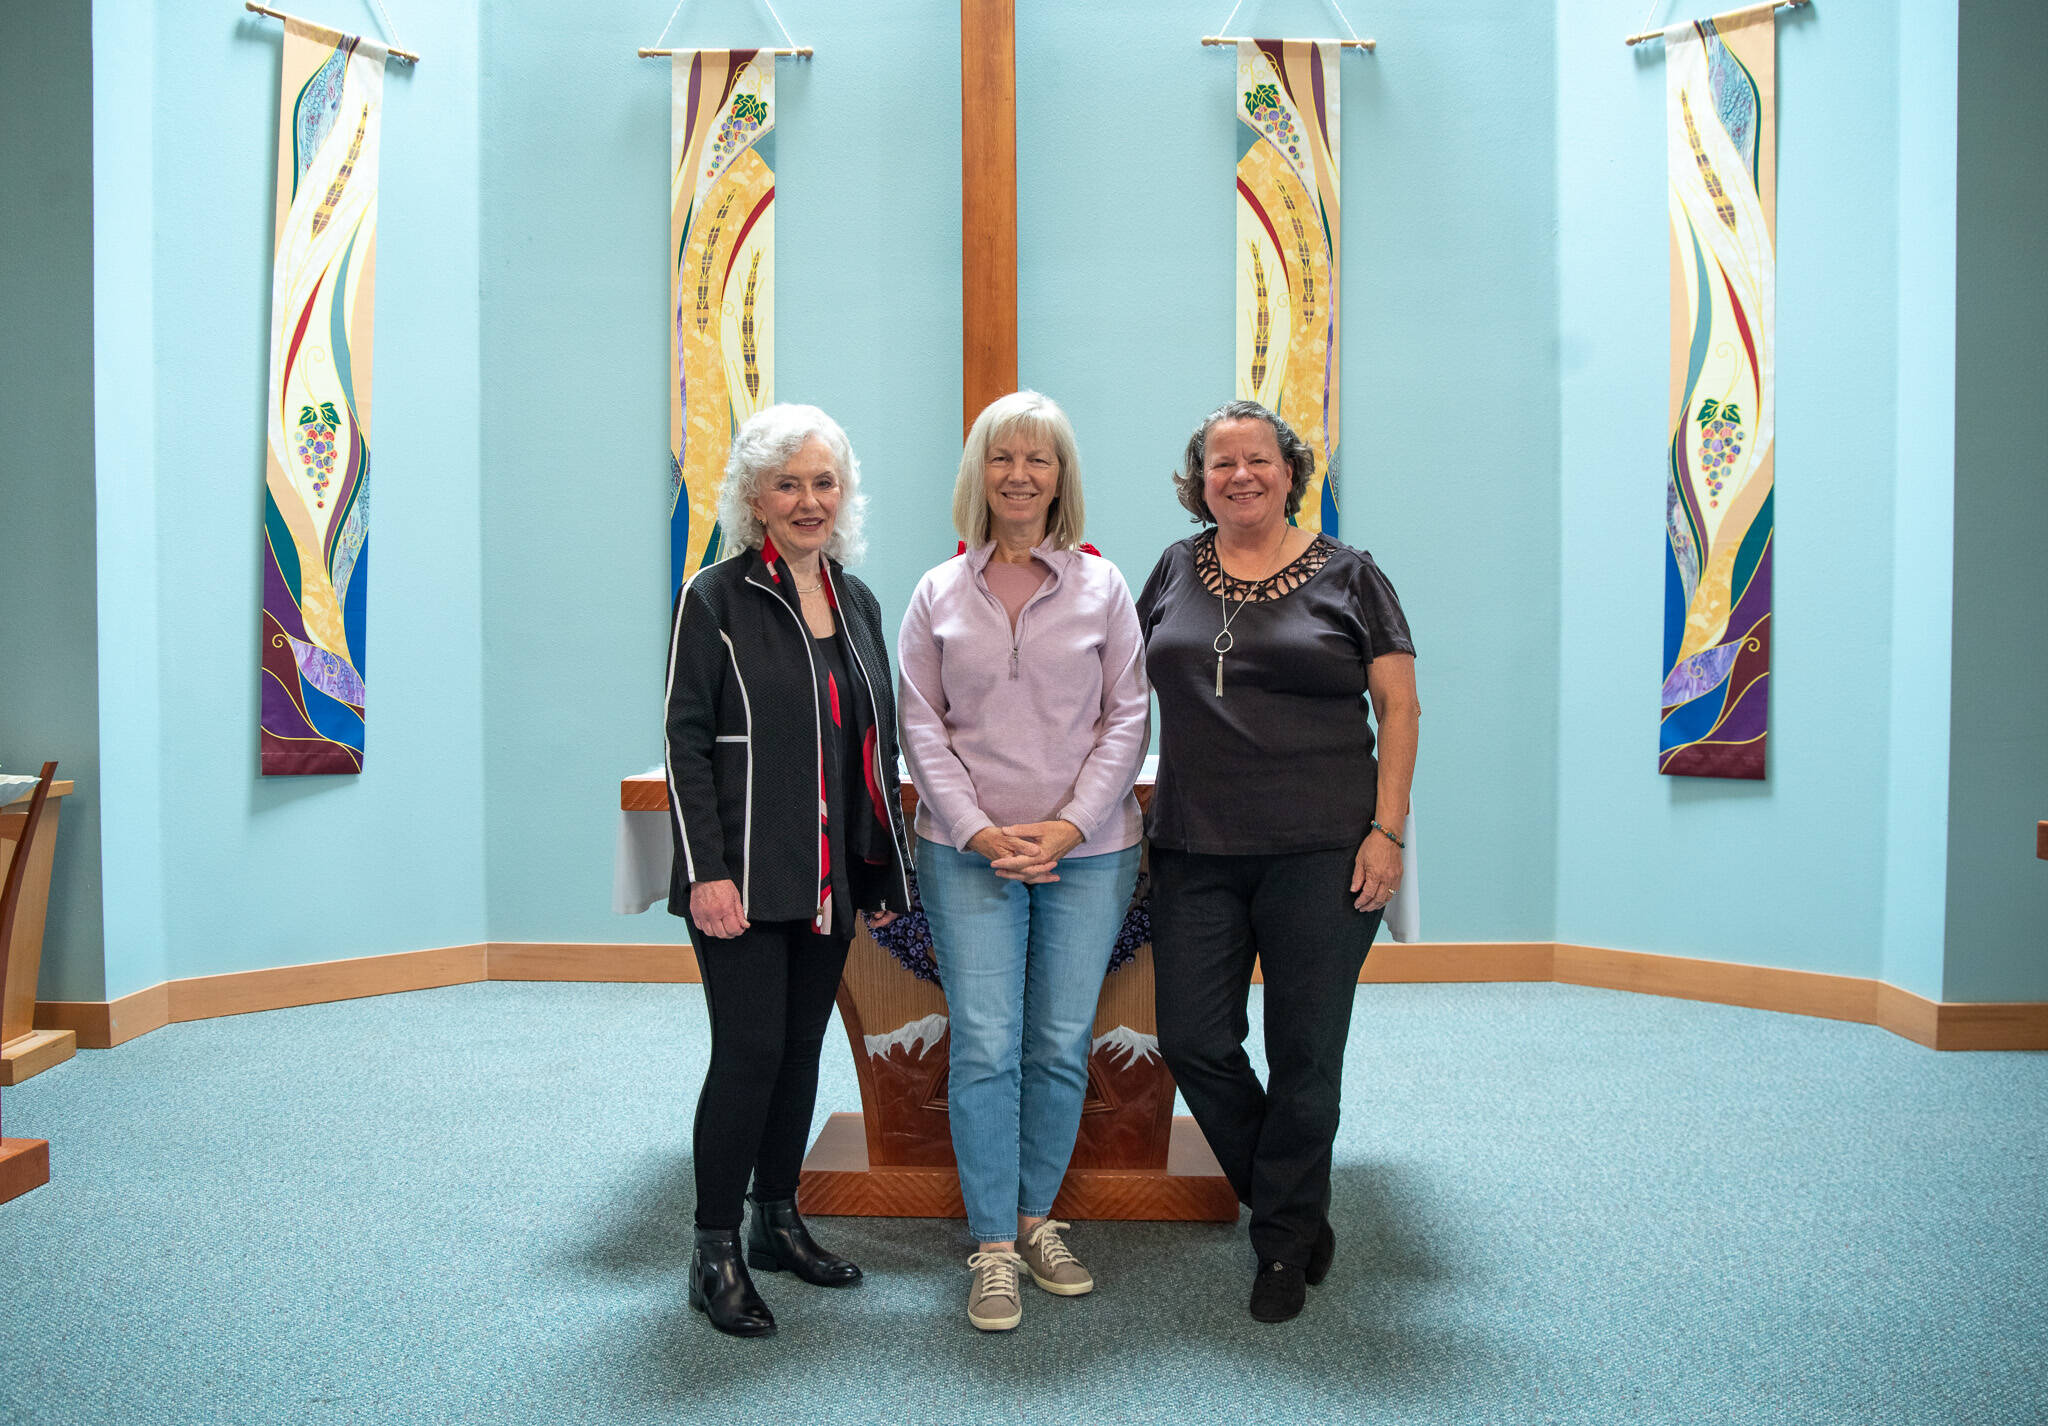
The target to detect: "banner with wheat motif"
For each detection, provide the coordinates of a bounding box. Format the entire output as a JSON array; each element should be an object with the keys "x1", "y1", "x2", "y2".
[
  {"x1": 260, "y1": 18, "x2": 386, "y2": 775},
  {"x1": 1235, "y1": 40, "x2": 1340, "y2": 536},
  {"x1": 1660, "y1": 10, "x2": 1775, "y2": 779},
  {"x1": 670, "y1": 50, "x2": 775, "y2": 598}
]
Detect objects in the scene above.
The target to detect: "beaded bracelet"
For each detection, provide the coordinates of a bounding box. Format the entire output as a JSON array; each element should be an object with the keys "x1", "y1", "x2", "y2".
[{"x1": 1370, "y1": 819, "x2": 1405, "y2": 849}]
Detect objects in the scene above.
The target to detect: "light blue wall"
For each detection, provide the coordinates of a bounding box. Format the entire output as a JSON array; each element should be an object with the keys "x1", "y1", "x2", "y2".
[
  {"x1": 1017, "y1": 1, "x2": 1563, "y2": 942},
  {"x1": 478, "y1": 3, "x2": 964, "y2": 944},
  {"x1": 1945, "y1": 0, "x2": 2048, "y2": 1002},
  {"x1": 1881, "y1": 0, "x2": 1957, "y2": 1001},
  {"x1": 87, "y1": 0, "x2": 487, "y2": 994},
  {"x1": 38, "y1": 0, "x2": 2039, "y2": 1000},
  {"x1": 476, "y1": 0, "x2": 1561, "y2": 947},
  {"x1": 1555, "y1": 2, "x2": 1929, "y2": 978},
  {"x1": 0, "y1": 1, "x2": 105, "y2": 1002},
  {"x1": 90, "y1": 0, "x2": 169, "y2": 1001}
]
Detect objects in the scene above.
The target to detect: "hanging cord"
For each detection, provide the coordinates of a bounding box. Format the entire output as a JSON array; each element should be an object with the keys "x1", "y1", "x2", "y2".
[
  {"x1": 652, "y1": 0, "x2": 797, "y2": 51},
  {"x1": 1210, "y1": 0, "x2": 1362, "y2": 43},
  {"x1": 365, "y1": 0, "x2": 408, "y2": 55},
  {"x1": 1636, "y1": 0, "x2": 1669, "y2": 37}
]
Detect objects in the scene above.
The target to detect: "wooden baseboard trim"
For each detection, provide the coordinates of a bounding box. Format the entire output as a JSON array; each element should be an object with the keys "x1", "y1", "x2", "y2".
[
  {"x1": 1553, "y1": 943, "x2": 1880, "y2": 1025},
  {"x1": 168, "y1": 944, "x2": 488, "y2": 1023},
  {"x1": 36, "y1": 982, "x2": 171, "y2": 1050},
  {"x1": 486, "y1": 942, "x2": 697, "y2": 983},
  {"x1": 27, "y1": 940, "x2": 2047, "y2": 1053}
]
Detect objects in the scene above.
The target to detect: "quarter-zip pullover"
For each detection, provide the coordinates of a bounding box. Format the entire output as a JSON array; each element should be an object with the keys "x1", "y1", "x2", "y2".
[{"x1": 897, "y1": 540, "x2": 1149, "y2": 857}]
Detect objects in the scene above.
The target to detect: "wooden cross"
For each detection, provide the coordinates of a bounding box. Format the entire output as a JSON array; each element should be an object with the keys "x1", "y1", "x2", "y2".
[{"x1": 961, "y1": 0, "x2": 1016, "y2": 436}]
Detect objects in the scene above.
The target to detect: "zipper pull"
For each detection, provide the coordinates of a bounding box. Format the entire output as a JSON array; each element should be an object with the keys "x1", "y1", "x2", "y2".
[{"x1": 1009, "y1": 646, "x2": 1019, "y2": 680}]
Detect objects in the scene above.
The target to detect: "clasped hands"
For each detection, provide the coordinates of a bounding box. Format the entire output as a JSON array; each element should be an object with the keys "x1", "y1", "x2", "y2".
[{"x1": 967, "y1": 820, "x2": 1084, "y2": 882}]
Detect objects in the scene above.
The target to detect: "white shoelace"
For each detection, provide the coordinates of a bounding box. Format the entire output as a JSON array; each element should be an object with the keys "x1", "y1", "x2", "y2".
[
  {"x1": 967, "y1": 1249, "x2": 1024, "y2": 1296},
  {"x1": 1025, "y1": 1220, "x2": 1079, "y2": 1268}
]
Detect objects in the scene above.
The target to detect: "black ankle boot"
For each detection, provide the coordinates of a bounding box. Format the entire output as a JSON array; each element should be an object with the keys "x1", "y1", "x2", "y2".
[
  {"x1": 745, "y1": 1196, "x2": 863, "y2": 1287},
  {"x1": 691, "y1": 1227, "x2": 776, "y2": 1337}
]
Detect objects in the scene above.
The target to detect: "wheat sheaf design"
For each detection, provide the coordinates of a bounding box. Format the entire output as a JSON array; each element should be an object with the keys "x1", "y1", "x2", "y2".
[
  {"x1": 1681, "y1": 91, "x2": 1738, "y2": 232},
  {"x1": 740, "y1": 250, "x2": 762, "y2": 402},
  {"x1": 312, "y1": 103, "x2": 369, "y2": 237},
  {"x1": 1249, "y1": 245, "x2": 1272, "y2": 393}
]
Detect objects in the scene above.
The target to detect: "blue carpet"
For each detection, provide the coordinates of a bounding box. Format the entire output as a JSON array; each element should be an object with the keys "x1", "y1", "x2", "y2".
[{"x1": 2, "y1": 981, "x2": 2043, "y2": 1425}]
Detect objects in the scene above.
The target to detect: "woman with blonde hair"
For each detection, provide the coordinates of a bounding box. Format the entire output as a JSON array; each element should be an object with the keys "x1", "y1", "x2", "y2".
[{"x1": 898, "y1": 391, "x2": 1149, "y2": 1331}]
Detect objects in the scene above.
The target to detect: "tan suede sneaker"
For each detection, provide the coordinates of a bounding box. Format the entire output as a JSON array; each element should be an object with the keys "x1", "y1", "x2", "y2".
[
  {"x1": 1018, "y1": 1219, "x2": 1094, "y2": 1296},
  {"x1": 966, "y1": 1249, "x2": 1025, "y2": 1331}
]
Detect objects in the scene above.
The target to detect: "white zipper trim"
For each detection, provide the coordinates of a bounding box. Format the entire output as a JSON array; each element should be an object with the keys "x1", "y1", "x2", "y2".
[
  {"x1": 717, "y1": 630, "x2": 755, "y2": 912},
  {"x1": 663, "y1": 565, "x2": 723, "y2": 885}
]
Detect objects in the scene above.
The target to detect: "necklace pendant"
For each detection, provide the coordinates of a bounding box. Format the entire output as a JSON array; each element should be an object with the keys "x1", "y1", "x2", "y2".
[{"x1": 1215, "y1": 655, "x2": 1224, "y2": 697}]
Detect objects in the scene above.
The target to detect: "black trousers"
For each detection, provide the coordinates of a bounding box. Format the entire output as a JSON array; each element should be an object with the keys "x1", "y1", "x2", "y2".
[
  {"x1": 1149, "y1": 845, "x2": 1381, "y2": 1267},
  {"x1": 687, "y1": 915, "x2": 851, "y2": 1231}
]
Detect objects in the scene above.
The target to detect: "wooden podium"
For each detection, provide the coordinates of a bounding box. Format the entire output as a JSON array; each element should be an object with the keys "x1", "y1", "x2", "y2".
[
  {"x1": 1, "y1": 777, "x2": 77, "y2": 1086},
  {"x1": 621, "y1": 774, "x2": 1237, "y2": 1222},
  {"x1": 2, "y1": 765, "x2": 62, "y2": 1203}
]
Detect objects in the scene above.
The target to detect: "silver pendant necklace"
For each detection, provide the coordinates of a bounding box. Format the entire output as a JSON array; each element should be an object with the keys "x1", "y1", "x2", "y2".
[{"x1": 1212, "y1": 529, "x2": 1290, "y2": 696}]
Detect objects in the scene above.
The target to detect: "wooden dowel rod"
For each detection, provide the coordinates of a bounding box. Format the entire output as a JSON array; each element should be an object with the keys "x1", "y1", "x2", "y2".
[
  {"x1": 639, "y1": 46, "x2": 812, "y2": 58},
  {"x1": 1626, "y1": 0, "x2": 1807, "y2": 46},
  {"x1": 1202, "y1": 34, "x2": 1375, "y2": 52},
  {"x1": 244, "y1": 2, "x2": 419, "y2": 63}
]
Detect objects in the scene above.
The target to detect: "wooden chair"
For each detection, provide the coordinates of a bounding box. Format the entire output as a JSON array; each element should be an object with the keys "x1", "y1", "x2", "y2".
[{"x1": 0, "y1": 761, "x2": 57, "y2": 1203}]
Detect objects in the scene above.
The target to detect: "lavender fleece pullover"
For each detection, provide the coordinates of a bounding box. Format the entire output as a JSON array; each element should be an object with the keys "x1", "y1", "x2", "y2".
[{"x1": 897, "y1": 541, "x2": 1148, "y2": 858}]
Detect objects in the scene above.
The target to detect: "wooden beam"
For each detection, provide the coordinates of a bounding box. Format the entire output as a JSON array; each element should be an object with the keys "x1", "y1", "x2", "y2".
[{"x1": 960, "y1": 0, "x2": 1017, "y2": 435}]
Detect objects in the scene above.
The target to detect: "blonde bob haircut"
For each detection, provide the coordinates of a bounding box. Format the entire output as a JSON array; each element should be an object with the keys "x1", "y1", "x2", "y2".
[{"x1": 952, "y1": 390, "x2": 1086, "y2": 551}]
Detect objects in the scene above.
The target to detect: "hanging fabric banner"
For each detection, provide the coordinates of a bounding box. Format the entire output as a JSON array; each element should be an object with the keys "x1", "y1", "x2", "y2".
[
  {"x1": 670, "y1": 50, "x2": 775, "y2": 599},
  {"x1": 1234, "y1": 40, "x2": 1340, "y2": 537},
  {"x1": 260, "y1": 18, "x2": 386, "y2": 775},
  {"x1": 1660, "y1": 10, "x2": 1775, "y2": 779}
]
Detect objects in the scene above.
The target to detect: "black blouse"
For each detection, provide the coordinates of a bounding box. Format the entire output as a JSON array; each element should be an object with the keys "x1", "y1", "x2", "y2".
[
  {"x1": 811, "y1": 629, "x2": 863, "y2": 932},
  {"x1": 1135, "y1": 532, "x2": 1415, "y2": 856}
]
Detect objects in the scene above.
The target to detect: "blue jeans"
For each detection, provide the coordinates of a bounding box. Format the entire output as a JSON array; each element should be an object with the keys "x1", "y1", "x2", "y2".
[{"x1": 917, "y1": 837, "x2": 1142, "y2": 1244}]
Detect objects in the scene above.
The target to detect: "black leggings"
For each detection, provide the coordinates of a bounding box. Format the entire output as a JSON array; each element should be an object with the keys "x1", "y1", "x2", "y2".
[
  {"x1": 687, "y1": 915, "x2": 851, "y2": 1230},
  {"x1": 1149, "y1": 846, "x2": 1381, "y2": 1267}
]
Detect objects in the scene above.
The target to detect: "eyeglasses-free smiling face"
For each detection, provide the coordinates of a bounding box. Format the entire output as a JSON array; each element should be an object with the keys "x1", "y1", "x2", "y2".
[
  {"x1": 982, "y1": 432, "x2": 1060, "y2": 542},
  {"x1": 1201, "y1": 417, "x2": 1290, "y2": 535},
  {"x1": 750, "y1": 435, "x2": 843, "y2": 562}
]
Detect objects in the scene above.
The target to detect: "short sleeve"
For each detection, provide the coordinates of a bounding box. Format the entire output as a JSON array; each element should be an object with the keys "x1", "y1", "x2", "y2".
[
  {"x1": 1134, "y1": 544, "x2": 1179, "y2": 640},
  {"x1": 1352, "y1": 552, "x2": 1416, "y2": 662}
]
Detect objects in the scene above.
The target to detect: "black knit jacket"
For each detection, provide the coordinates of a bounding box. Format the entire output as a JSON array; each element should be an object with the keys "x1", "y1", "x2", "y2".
[{"x1": 663, "y1": 544, "x2": 913, "y2": 925}]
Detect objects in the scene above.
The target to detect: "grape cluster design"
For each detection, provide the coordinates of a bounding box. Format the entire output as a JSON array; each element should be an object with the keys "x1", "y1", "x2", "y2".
[
  {"x1": 1245, "y1": 82, "x2": 1302, "y2": 163},
  {"x1": 297, "y1": 401, "x2": 341, "y2": 508},
  {"x1": 714, "y1": 93, "x2": 768, "y2": 166},
  {"x1": 1696, "y1": 398, "x2": 1745, "y2": 507}
]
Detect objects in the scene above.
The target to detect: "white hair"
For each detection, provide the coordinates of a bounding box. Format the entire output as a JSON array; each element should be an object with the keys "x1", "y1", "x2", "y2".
[{"x1": 715, "y1": 404, "x2": 868, "y2": 566}]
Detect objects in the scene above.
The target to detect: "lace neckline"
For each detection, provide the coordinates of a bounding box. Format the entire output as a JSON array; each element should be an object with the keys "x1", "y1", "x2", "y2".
[{"x1": 1194, "y1": 529, "x2": 1336, "y2": 602}]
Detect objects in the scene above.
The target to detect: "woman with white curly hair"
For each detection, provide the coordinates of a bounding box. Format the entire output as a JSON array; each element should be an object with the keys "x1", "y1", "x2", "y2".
[{"x1": 663, "y1": 403, "x2": 913, "y2": 1338}]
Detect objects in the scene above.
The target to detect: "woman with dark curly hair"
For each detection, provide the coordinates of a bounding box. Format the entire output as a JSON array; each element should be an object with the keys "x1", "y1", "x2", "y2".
[{"x1": 1135, "y1": 399, "x2": 1419, "y2": 1325}]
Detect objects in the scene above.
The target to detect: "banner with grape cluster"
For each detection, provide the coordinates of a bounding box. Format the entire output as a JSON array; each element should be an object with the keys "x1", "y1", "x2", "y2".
[
  {"x1": 259, "y1": 17, "x2": 387, "y2": 775},
  {"x1": 1660, "y1": 10, "x2": 1775, "y2": 778},
  {"x1": 670, "y1": 50, "x2": 775, "y2": 599},
  {"x1": 1234, "y1": 40, "x2": 1340, "y2": 537}
]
